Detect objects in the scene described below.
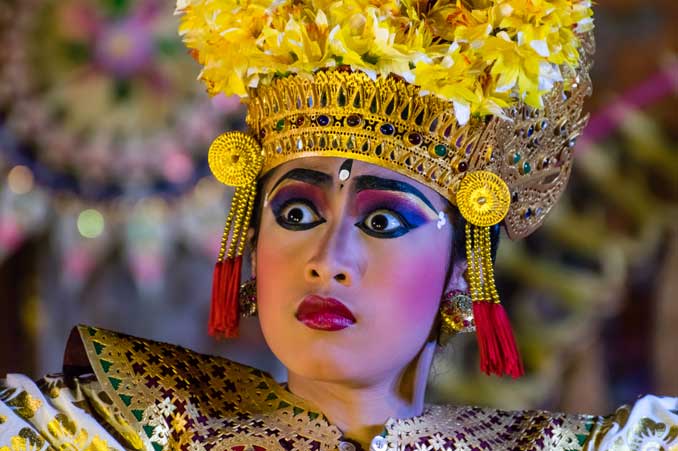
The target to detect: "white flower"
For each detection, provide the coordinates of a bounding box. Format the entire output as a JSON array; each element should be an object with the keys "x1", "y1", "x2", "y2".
[
  {"x1": 538, "y1": 62, "x2": 563, "y2": 91},
  {"x1": 429, "y1": 433, "x2": 446, "y2": 450},
  {"x1": 453, "y1": 101, "x2": 471, "y2": 126},
  {"x1": 150, "y1": 423, "x2": 170, "y2": 446},
  {"x1": 157, "y1": 397, "x2": 177, "y2": 416},
  {"x1": 530, "y1": 40, "x2": 550, "y2": 57}
]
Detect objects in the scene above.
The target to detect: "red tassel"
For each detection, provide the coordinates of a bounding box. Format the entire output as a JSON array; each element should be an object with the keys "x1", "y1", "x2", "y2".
[
  {"x1": 472, "y1": 302, "x2": 524, "y2": 378},
  {"x1": 208, "y1": 256, "x2": 242, "y2": 338}
]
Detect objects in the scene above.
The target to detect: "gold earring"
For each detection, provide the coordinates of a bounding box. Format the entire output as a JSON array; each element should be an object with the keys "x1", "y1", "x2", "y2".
[
  {"x1": 439, "y1": 290, "x2": 475, "y2": 338},
  {"x1": 239, "y1": 277, "x2": 257, "y2": 318}
]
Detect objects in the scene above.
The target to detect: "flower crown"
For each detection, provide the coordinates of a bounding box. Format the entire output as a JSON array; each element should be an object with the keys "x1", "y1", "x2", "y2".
[
  {"x1": 177, "y1": 0, "x2": 593, "y2": 125},
  {"x1": 176, "y1": 0, "x2": 595, "y2": 378}
]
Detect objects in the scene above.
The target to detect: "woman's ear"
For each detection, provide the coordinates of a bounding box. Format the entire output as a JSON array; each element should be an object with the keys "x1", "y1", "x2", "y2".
[
  {"x1": 247, "y1": 227, "x2": 257, "y2": 277},
  {"x1": 444, "y1": 258, "x2": 468, "y2": 294}
]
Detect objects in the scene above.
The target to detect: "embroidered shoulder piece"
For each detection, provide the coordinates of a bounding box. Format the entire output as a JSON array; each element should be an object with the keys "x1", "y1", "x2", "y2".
[
  {"x1": 386, "y1": 404, "x2": 597, "y2": 451},
  {"x1": 70, "y1": 325, "x2": 342, "y2": 451},
  {"x1": 69, "y1": 326, "x2": 603, "y2": 451},
  {"x1": 583, "y1": 395, "x2": 678, "y2": 451}
]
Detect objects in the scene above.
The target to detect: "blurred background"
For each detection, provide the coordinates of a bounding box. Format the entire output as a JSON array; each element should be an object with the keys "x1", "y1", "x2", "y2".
[{"x1": 0, "y1": 0, "x2": 676, "y2": 416}]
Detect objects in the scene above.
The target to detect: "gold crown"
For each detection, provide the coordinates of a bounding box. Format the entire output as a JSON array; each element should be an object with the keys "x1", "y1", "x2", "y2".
[{"x1": 245, "y1": 44, "x2": 592, "y2": 239}]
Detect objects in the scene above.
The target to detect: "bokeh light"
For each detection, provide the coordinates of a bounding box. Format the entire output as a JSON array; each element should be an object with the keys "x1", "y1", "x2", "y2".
[
  {"x1": 77, "y1": 209, "x2": 105, "y2": 239},
  {"x1": 7, "y1": 165, "x2": 34, "y2": 194}
]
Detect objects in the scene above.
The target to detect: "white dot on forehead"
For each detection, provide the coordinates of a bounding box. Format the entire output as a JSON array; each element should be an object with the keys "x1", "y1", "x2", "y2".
[{"x1": 338, "y1": 169, "x2": 350, "y2": 181}]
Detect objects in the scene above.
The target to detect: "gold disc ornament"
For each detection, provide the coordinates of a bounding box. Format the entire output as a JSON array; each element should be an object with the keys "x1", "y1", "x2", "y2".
[
  {"x1": 208, "y1": 132, "x2": 263, "y2": 187},
  {"x1": 457, "y1": 171, "x2": 511, "y2": 227}
]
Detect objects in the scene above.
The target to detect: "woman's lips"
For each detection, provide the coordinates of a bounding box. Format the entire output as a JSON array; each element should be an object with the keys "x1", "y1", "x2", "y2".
[{"x1": 295, "y1": 295, "x2": 356, "y2": 331}]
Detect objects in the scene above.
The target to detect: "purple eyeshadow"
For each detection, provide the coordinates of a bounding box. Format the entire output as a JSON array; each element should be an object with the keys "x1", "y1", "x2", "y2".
[
  {"x1": 355, "y1": 192, "x2": 431, "y2": 228},
  {"x1": 269, "y1": 184, "x2": 324, "y2": 213}
]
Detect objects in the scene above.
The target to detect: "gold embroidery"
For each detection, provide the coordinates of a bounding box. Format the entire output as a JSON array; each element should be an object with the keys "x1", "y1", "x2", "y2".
[
  {"x1": 78, "y1": 382, "x2": 144, "y2": 451},
  {"x1": 627, "y1": 418, "x2": 678, "y2": 451},
  {"x1": 46, "y1": 413, "x2": 120, "y2": 451},
  {"x1": 73, "y1": 325, "x2": 595, "y2": 451},
  {"x1": 584, "y1": 404, "x2": 678, "y2": 451},
  {"x1": 0, "y1": 414, "x2": 7, "y2": 424},
  {"x1": 0, "y1": 427, "x2": 45, "y2": 451},
  {"x1": 386, "y1": 405, "x2": 592, "y2": 451},
  {"x1": 4, "y1": 392, "x2": 42, "y2": 420}
]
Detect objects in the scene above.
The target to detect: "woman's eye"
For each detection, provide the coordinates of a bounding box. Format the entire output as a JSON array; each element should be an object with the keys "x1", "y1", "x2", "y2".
[
  {"x1": 357, "y1": 209, "x2": 409, "y2": 238},
  {"x1": 275, "y1": 200, "x2": 325, "y2": 230}
]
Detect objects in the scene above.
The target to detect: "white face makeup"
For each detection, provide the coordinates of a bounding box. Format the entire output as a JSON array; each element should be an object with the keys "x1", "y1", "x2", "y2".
[
  {"x1": 338, "y1": 159, "x2": 353, "y2": 183},
  {"x1": 437, "y1": 212, "x2": 447, "y2": 230}
]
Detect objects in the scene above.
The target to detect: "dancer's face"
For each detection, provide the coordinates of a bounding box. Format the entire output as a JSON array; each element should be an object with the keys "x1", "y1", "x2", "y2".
[{"x1": 255, "y1": 157, "x2": 455, "y2": 385}]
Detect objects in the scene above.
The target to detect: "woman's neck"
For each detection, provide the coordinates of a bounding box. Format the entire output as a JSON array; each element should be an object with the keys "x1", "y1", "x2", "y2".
[{"x1": 286, "y1": 340, "x2": 437, "y2": 449}]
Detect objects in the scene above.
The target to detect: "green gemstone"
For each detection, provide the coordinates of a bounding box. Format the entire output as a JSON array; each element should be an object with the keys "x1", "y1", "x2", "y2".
[
  {"x1": 434, "y1": 144, "x2": 447, "y2": 157},
  {"x1": 275, "y1": 119, "x2": 285, "y2": 131},
  {"x1": 512, "y1": 153, "x2": 521, "y2": 164},
  {"x1": 523, "y1": 162, "x2": 531, "y2": 174}
]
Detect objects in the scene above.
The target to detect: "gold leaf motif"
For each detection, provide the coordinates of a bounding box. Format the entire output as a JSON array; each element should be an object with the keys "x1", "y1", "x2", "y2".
[
  {"x1": 5, "y1": 392, "x2": 42, "y2": 420},
  {"x1": 0, "y1": 428, "x2": 45, "y2": 451}
]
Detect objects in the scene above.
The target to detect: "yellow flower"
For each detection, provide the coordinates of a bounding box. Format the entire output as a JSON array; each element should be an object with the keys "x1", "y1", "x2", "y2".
[{"x1": 176, "y1": 0, "x2": 594, "y2": 114}]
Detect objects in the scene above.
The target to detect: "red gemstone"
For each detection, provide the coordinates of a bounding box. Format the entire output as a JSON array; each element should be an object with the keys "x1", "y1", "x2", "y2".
[
  {"x1": 347, "y1": 115, "x2": 361, "y2": 127},
  {"x1": 407, "y1": 133, "x2": 422, "y2": 145}
]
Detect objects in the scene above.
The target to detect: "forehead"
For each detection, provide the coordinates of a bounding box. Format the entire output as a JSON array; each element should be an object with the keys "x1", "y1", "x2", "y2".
[{"x1": 262, "y1": 157, "x2": 451, "y2": 210}]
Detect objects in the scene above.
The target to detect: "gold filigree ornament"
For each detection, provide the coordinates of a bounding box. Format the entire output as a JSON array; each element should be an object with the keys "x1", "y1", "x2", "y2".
[
  {"x1": 206, "y1": 132, "x2": 263, "y2": 338},
  {"x1": 207, "y1": 132, "x2": 263, "y2": 187},
  {"x1": 457, "y1": 171, "x2": 511, "y2": 227}
]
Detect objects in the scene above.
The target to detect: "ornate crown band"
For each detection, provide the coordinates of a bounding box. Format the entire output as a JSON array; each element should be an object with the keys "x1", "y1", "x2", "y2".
[{"x1": 245, "y1": 37, "x2": 592, "y2": 239}]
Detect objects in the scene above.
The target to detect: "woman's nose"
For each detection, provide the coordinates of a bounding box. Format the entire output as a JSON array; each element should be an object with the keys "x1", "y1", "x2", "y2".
[{"x1": 304, "y1": 221, "x2": 361, "y2": 287}]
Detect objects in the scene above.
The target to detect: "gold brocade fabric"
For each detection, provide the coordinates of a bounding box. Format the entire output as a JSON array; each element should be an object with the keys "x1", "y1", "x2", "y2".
[{"x1": 1, "y1": 325, "x2": 677, "y2": 451}]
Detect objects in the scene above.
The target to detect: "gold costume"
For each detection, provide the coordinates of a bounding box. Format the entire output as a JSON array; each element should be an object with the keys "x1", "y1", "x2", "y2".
[{"x1": 2, "y1": 326, "x2": 677, "y2": 451}]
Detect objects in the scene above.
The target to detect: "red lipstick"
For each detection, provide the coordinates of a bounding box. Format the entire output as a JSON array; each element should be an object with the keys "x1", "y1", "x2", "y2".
[{"x1": 295, "y1": 295, "x2": 356, "y2": 331}]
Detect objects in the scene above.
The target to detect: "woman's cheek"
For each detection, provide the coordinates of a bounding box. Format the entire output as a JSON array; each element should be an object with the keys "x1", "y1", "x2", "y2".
[{"x1": 367, "y1": 237, "x2": 449, "y2": 326}]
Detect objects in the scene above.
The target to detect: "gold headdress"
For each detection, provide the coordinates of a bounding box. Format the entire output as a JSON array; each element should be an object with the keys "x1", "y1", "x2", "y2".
[{"x1": 177, "y1": 0, "x2": 595, "y2": 378}]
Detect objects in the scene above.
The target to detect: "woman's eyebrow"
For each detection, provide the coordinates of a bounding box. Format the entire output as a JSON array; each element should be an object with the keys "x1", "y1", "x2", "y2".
[
  {"x1": 269, "y1": 168, "x2": 333, "y2": 193},
  {"x1": 353, "y1": 175, "x2": 438, "y2": 214}
]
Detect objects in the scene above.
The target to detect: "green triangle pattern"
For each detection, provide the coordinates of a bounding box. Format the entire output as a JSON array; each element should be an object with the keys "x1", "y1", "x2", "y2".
[
  {"x1": 93, "y1": 342, "x2": 105, "y2": 355},
  {"x1": 277, "y1": 401, "x2": 291, "y2": 409},
  {"x1": 100, "y1": 360, "x2": 113, "y2": 373},
  {"x1": 132, "y1": 409, "x2": 144, "y2": 422},
  {"x1": 119, "y1": 394, "x2": 133, "y2": 406},
  {"x1": 143, "y1": 425, "x2": 154, "y2": 438},
  {"x1": 266, "y1": 393, "x2": 278, "y2": 401},
  {"x1": 108, "y1": 377, "x2": 122, "y2": 390},
  {"x1": 152, "y1": 443, "x2": 163, "y2": 451},
  {"x1": 257, "y1": 382, "x2": 269, "y2": 390},
  {"x1": 308, "y1": 412, "x2": 319, "y2": 421},
  {"x1": 87, "y1": 327, "x2": 96, "y2": 336},
  {"x1": 292, "y1": 407, "x2": 304, "y2": 417}
]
